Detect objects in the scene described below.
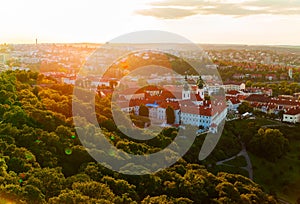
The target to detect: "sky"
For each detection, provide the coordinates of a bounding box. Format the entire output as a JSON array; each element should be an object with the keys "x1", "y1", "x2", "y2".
[{"x1": 0, "y1": 0, "x2": 299, "y2": 45}]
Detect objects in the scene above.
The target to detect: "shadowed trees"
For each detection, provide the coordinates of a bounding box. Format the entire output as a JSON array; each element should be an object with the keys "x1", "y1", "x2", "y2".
[
  {"x1": 249, "y1": 128, "x2": 289, "y2": 161},
  {"x1": 166, "y1": 106, "x2": 175, "y2": 124}
]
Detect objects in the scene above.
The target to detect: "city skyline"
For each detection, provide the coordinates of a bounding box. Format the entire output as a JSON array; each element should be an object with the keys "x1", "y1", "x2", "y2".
[{"x1": 0, "y1": 0, "x2": 300, "y2": 45}]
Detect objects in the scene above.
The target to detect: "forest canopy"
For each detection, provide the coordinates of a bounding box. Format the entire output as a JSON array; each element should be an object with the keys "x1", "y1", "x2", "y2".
[{"x1": 0, "y1": 70, "x2": 277, "y2": 203}]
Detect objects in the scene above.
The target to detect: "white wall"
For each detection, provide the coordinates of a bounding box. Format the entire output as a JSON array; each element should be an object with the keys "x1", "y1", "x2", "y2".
[{"x1": 283, "y1": 114, "x2": 300, "y2": 123}]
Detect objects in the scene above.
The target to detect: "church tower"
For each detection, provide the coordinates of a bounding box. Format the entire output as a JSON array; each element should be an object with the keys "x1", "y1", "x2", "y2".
[
  {"x1": 196, "y1": 76, "x2": 205, "y2": 99},
  {"x1": 182, "y1": 83, "x2": 191, "y2": 100}
]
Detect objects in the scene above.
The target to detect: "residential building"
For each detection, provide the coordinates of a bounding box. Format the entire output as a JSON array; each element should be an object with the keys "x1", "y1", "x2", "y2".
[
  {"x1": 283, "y1": 108, "x2": 300, "y2": 123},
  {"x1": 226, "y1": 96, "x2": 241, "y2": 112},
  {"x1": 223, "y1": 82, "x2": 246, "y2": 92}
]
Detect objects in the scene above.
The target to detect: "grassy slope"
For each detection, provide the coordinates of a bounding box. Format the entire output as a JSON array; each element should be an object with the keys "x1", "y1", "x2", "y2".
[
  {"x1": 217, "y1": 119, "x2": 300, "y2": 203},
  {"x1": 250, "y1": 146, "x2": 300, "y2": 203},
  {"x1": 223, "y1": 156, "x2": 247, "y2": 167}
]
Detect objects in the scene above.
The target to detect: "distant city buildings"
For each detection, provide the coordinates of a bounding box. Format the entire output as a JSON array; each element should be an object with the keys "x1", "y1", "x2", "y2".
[
  {"x1": 0, "y1": 54, "x2": 9, "y2": 72},
  {"x1": 1, "y1": 43, "x2": 299, "y2": 124},
  {"x1": 0, "y1": 54, "x2": 6, "y2": 64}
]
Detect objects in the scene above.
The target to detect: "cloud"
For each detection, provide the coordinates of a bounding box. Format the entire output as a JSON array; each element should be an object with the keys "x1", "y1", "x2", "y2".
[
  {"x1": 136, "y1": 7, "x2": 197, "y2": 19},
  {"x1": 135, "y1": 0, "x2": 300, "y2": 19}
]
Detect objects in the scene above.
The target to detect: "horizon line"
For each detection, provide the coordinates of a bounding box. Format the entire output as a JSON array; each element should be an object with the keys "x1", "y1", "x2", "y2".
[{"x1": 2, "y1": 42, "x2": 300, "y2": 47}]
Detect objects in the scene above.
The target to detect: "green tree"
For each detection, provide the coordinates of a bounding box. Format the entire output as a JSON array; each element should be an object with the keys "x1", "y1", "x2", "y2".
[
  {"x1": 72, "y1": 181, "x2": 114, "y2": 200},
  {"x1": 237, "y1": 102, "x2": 253, "y2": 114},
  {"x1": 101, "y1": 176, "x2": 139, "y2": 200},
  {"x1": 142, "y1": 195, "x2": 193, "y2": 204},
  {"x1": 166, "y1": 106, "x2": 175, "y2": 124},
  {"x1": 278, "y1": 110, "x2": 284, "y2": 121},
  {"x1": 22, "y1": 184, "x2": 46, "y2": 203},
  {"x1": 245, "y1": 80, "x2": 252, "y2": 87},
  {"x1": 48, "y1": 189, "x2": 91, "y2": 204},
  {"x1": 249, "y1": 128, "x2": 289, "y2": 161},
  {"x1": 26, "y1": 167, "x2": 66, "y2": 199},
  {"x1": 139, "y1": 104, "x2": 149, "y2": 117}
]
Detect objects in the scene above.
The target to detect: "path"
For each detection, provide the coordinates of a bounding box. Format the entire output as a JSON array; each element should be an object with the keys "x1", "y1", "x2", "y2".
[
  {"x1": 216, "y1": 136, "x2": 253, "y2": 180},
  {"x1": 277, "y1": 198, "x2": 291, "y2": 204},
  {"x1": 239, "y1": 142, "x2": 253, "y2": 180}
]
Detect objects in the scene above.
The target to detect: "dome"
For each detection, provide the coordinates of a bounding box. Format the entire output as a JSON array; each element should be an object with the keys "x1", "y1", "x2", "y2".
[{"x1": 197, "y1": 76, "x2": 204, "y2": 89}]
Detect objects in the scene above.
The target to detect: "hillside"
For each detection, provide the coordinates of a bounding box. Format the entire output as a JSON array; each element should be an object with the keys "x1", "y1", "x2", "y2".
[{"x1": 0, "y1": 70, "x2": 277, "y2": 203}]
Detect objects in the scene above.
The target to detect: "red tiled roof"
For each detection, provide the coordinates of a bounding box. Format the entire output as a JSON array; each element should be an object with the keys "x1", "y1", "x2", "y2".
[
  {"x1": 147, "y1": 95, "x2": 166, "y2": 102},
  {"x1": 161, "y1": 90, "x2": 176, "y2": 99},
  {"x1": 190, "y1": 93, "x2": 203, "y2": 101},
  {"x1": 226, "y1": 96, "x2": 241, "y2": 104},
  {"x1": 118, "y1": 88, "x2": 144, "y2": 95},
  {"x1": 285, "y1": 107, "x2": 300, "y2": 115},
  {"x1": 245, "y1": 94, "x2": 271, "y2": 103},
  {"x1": 226, "y1": 90, "x2": 240, "y2": 95},
  {"x1": 270, "y1": 98, "x2": 300, "y2": 106},
  {"x1": 171, "y1": 91, "x2": 183, "y2": 99},
  {"x1": 181, "y1": 105, "x2": 211, "y2": 116},
  {"x1": 267, "y1": 104, "x2": 277, "y2": 109},
  {"x1": 180, "y1": 100, "x2": 196, "y2": 107},
  {"x1": 181, "y1": 101, "x2": 226, "y2": 116},
  {"x1": 191, "y1": 85, "x2": 198, "y2": 92},
  {"x1": 160, "y1": 101, "x2": 180, "y2": 110},
  {"x1": 119, "y1": 98, "x2": 180, "y2": 110},
  {"x1": 142, "y1": 85, "x2": 163, "y2": 92},
  {"x1": 238, "y1": 95, "x2": 248, "y2": 100}
]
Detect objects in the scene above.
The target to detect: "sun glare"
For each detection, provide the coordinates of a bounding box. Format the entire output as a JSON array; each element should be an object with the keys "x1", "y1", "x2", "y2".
[{"x1": 0, "y1": 0, "x2": 299, "y2": 45}]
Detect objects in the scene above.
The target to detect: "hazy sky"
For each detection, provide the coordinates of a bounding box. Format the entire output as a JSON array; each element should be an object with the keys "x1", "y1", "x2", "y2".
[{"x1": 1, "y1": 0, "x2": 299, "y2": 45}]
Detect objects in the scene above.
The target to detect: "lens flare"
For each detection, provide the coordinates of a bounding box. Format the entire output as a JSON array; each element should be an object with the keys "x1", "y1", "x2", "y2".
[{"x1": 64, "y1": 148, "x2": 72, "y2": 155}]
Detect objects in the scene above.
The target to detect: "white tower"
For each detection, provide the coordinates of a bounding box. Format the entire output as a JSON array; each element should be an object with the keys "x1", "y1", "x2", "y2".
[
  {"x1": 289, "y1": 68, "x2": 293, "y2": 79},
  {"x1": 182, "y1": 83, "x2": 191, "y2": 100},
  {"x1": 197, "y1": 87, "x2": 205, "y2": 99},
  {"x1": 196, "y1": 76, "x2": 205, "y2": 99}
]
